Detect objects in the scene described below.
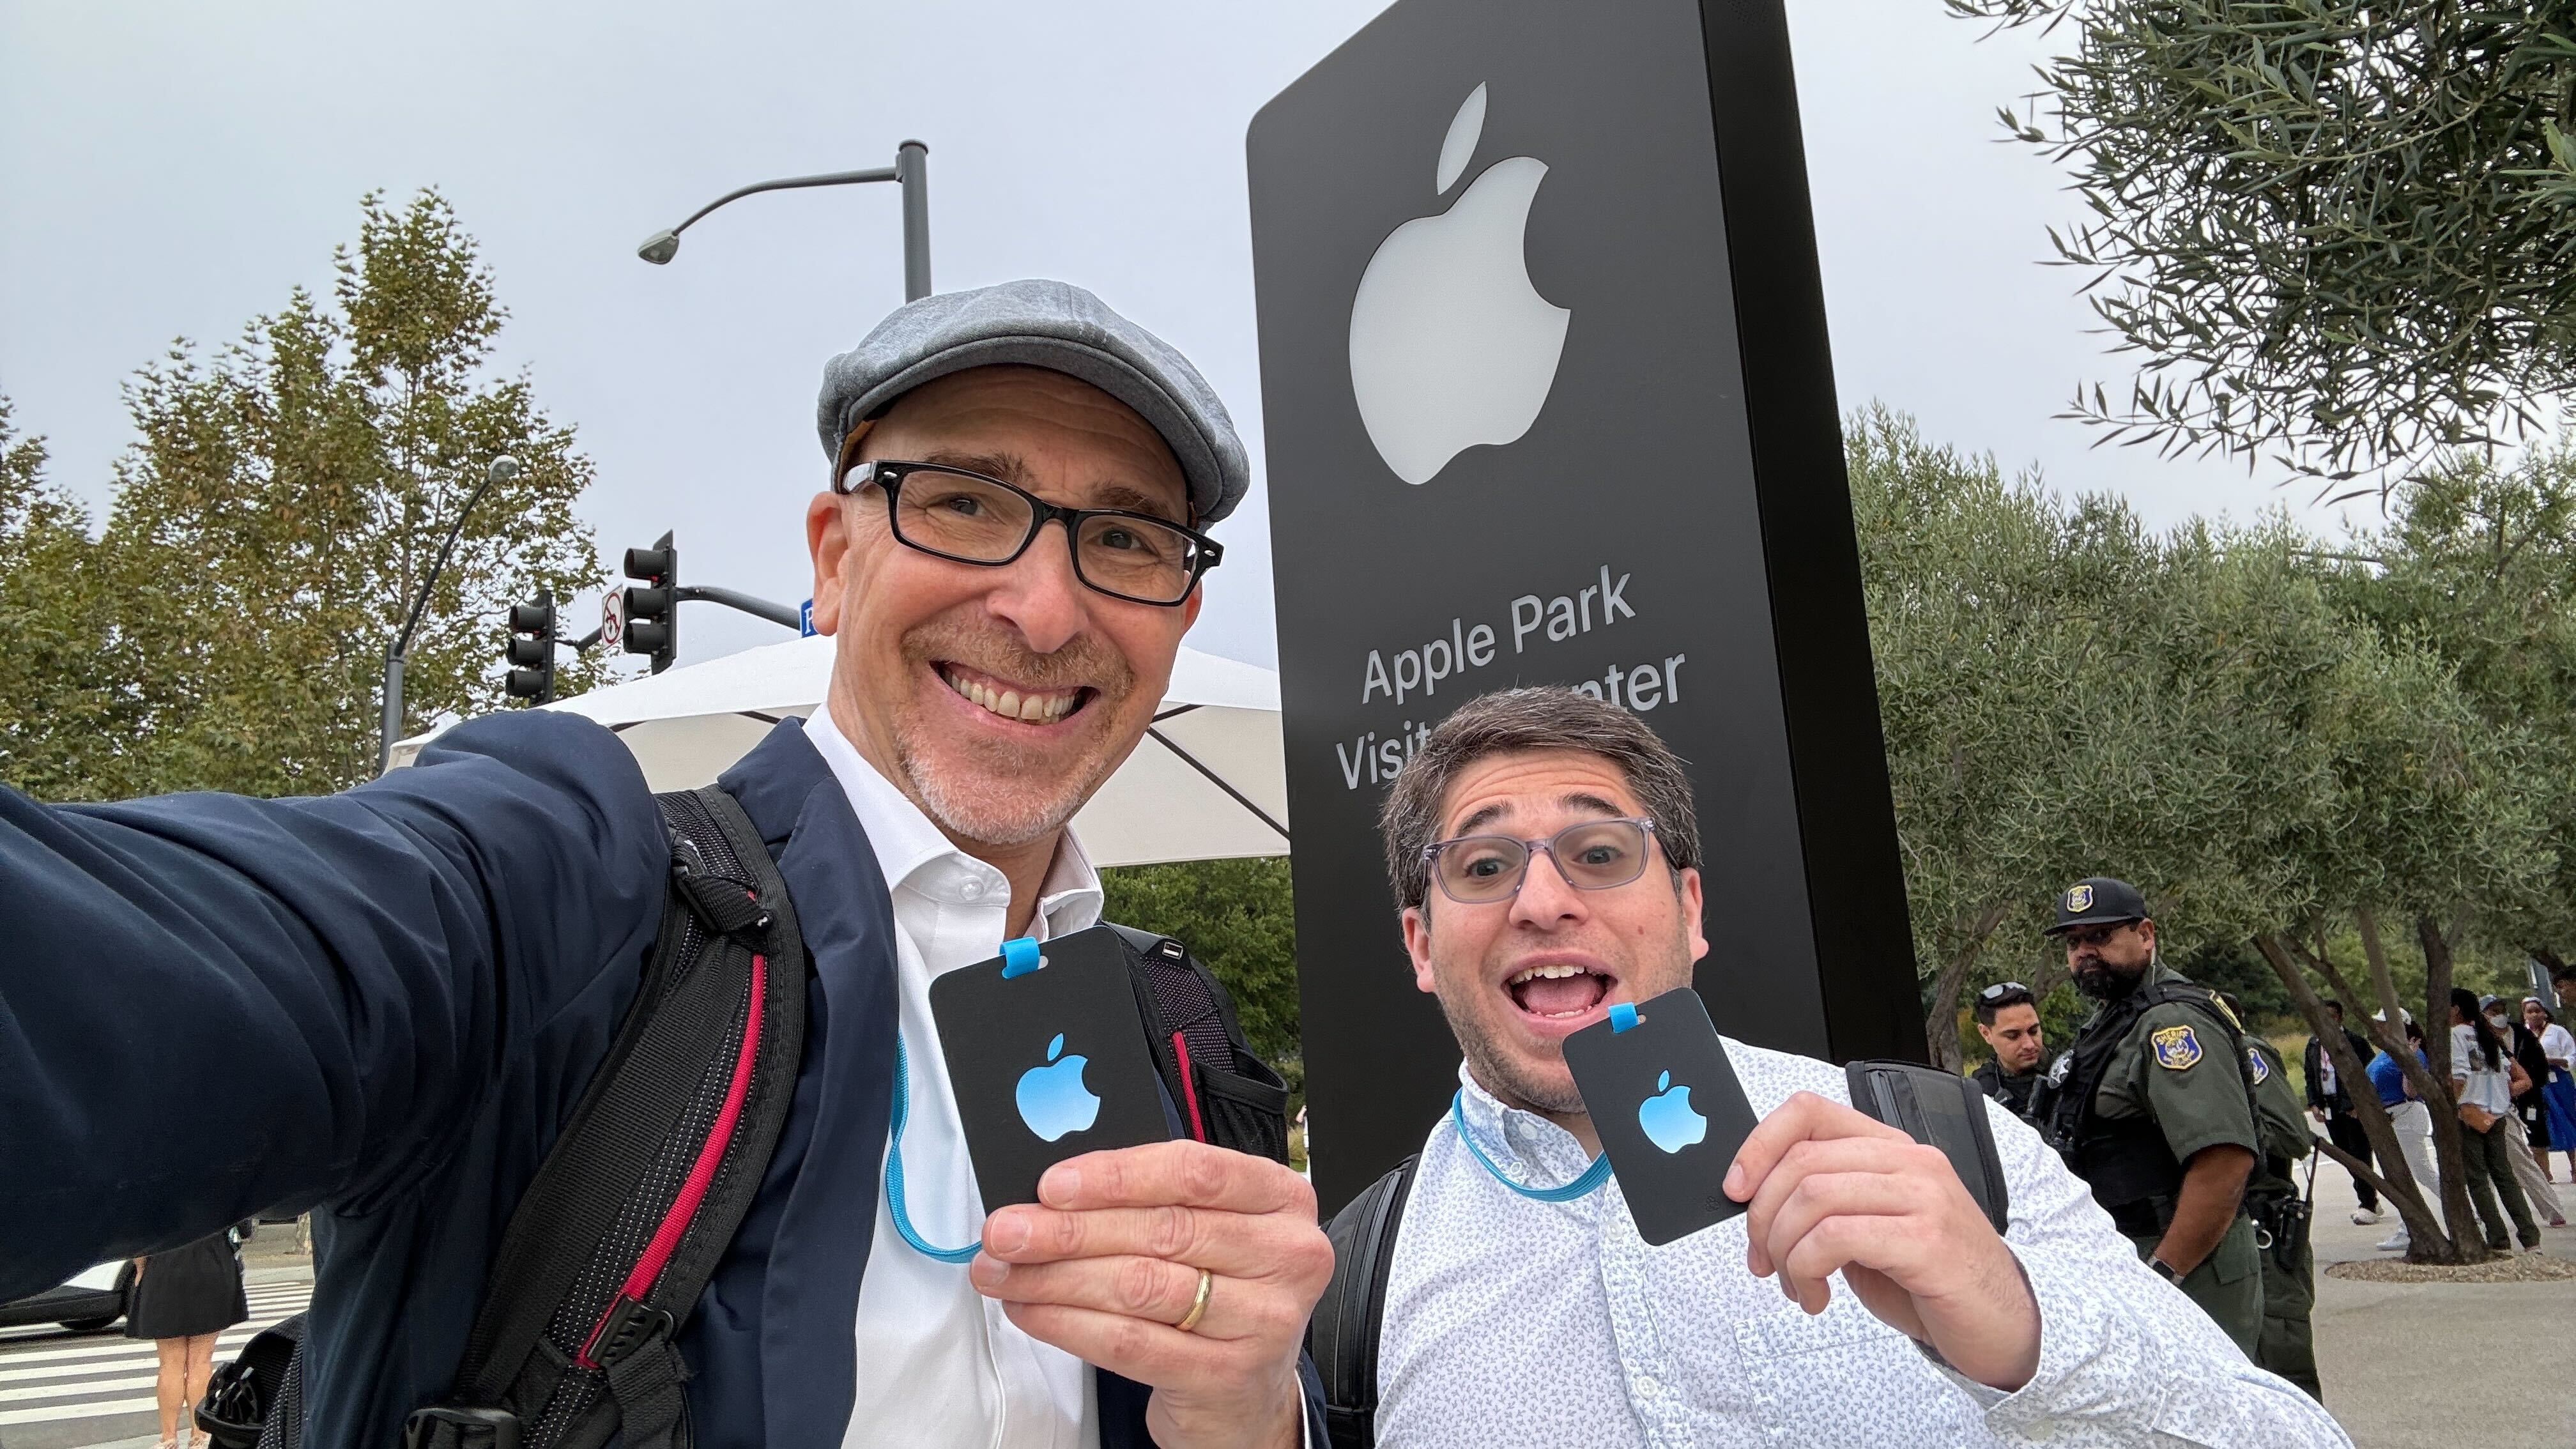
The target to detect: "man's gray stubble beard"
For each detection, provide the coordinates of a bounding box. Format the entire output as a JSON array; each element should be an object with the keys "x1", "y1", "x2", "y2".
[
  {"x1": 893, "y1": 724, "x2": 1116, "y2": 847},
  {"x1": 891, "y1": 618, "x2": 1137, "y2": 847}
]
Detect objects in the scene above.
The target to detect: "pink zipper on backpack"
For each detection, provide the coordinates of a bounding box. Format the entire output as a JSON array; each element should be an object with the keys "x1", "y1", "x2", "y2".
[
  {"x1": 576, "y1": 953, "x2": 767, "y2": 1368},
  {"x1": 1170, "y1": 1030, "x2": 1209, "y2": 1143}
]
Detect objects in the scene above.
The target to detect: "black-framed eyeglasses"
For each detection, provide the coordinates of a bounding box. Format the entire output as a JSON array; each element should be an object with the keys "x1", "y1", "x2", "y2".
[
  {"x1": 1422, "y1": 818, "x2": 1664, "y2": 905},
  {"x1": 834, "y1": 458, "x2": 1222, "y2": 608},
  {"x1": 1979, "y1": 981, "x2": 2032, "y2": 1002}
]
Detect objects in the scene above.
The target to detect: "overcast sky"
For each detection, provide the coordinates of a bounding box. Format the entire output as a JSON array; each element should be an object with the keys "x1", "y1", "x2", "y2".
[{"x1": 0, "y1": 1, "x2": 2365, "y2": 673}]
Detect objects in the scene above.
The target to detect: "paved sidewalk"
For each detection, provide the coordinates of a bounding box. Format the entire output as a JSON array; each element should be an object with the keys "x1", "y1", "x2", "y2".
[{"x1": 2306, "y1": 1151, "x2": 2576, "y2": 1448}]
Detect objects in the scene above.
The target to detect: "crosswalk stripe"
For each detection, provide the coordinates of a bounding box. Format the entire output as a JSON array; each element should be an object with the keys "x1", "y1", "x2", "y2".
[
  {"x1": 0, "y1": 1394, "x2": 160, "y2": 1426},
  {"x1": 0, "y1": 1320, "x2": 282, "y2": 1371},
  {"x1": 0, "y1": 1317, "x2": 286, "y2": 1370},
  {"x1": 0, "y1": 1372, "x2": 157, "y2": 1403},
  {"x1": 0, "y1": 1356, "x2": 184, "y2": 1384}
]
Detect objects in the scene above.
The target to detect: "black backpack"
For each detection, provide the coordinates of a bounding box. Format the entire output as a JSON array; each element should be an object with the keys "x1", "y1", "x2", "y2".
[{"x1": 198, "y1": 784, "x2": 1289, "y2": 1449}]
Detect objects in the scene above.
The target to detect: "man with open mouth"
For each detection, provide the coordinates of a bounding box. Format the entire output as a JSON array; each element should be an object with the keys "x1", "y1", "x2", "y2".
[
  {"x1": 1322, "y1": 686, "x2": 2350, "y2": 1447},
  {"x1": 0, "y1": 280, "x2": 1330, "y2": 1449}
]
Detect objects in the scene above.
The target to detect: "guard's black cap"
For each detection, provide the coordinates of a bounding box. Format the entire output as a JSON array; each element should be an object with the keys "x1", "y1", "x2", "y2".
[{"x1": 2044, "y1": 877, "x2": 2149, "y2": 936}]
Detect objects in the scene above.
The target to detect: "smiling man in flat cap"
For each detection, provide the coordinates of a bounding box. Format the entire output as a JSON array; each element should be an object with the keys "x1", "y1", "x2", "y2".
[{"x1": 0, "y1": 280, "x2": 1328, "y2": 1449}]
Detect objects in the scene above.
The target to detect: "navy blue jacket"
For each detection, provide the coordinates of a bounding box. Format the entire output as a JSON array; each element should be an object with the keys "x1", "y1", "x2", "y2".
[{"x1": 0, "y1": 710, "x2": 1320, "y2": 1447}]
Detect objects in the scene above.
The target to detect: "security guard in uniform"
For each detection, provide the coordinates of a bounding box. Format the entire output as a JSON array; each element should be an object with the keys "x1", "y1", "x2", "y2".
[
  {"x1": 2225, "y1": 991, "x2": 2322, "y2": 1398},
  {"x1": 1970, "y1": 981, "x2": 2047, "y2": 1119},
  {"x1": 2033, "y1": 878, "x2": 2266, "y2": 1357}
]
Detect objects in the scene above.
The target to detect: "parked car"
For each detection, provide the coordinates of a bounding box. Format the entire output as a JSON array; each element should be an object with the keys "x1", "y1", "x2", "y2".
[{"x1": 0, "y1": 1261, "x2": 132, "y2": 1333}]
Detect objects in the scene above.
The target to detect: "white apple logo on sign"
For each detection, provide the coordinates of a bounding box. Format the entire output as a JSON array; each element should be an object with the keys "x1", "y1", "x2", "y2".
[{"x1": 1349, "y1": 82, "x2": 1572, "y2": 486}]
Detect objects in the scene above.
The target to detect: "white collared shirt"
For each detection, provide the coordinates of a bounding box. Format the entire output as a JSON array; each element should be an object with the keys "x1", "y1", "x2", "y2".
[
  {"x1": 2451, "y1": 1024, "x2": 2515, "y2": 1117},
  {"x1": 1378, "y1": 1045, "x2": 2354, "y2": 1449},
  {"x1": 805, "y1": 705, "x2": 1105, "y2": 1449}
]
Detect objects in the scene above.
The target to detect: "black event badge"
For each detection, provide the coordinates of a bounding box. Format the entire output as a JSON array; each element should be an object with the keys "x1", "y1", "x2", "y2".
[
  {"x1": 929, "y1": 925, "x2": 1174, "y2": 1211},
  {"x1": 1561, "y1": 986, "x2": 1761, "y2": 1245}
]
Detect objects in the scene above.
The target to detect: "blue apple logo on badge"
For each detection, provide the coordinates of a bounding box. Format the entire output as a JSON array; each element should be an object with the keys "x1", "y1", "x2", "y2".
[
  {"x1": 1016, "y1": 1033, "x2": 1101, "y2": 1142},
  {"x1": 1637, "y1": 1070, "x2": 1708, "y2": 1154}
]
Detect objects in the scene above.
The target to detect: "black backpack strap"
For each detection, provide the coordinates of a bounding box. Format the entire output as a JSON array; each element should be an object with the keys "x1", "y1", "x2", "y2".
[
  {"x1": 1308, "y1": 1156, "x2": 1419, "y2": 1449},
  {"x1": 402, "y1": 784, "x2": 809, "y2": 1449},
  {"x1": 1104, "y1": 922, "x2": 1291, "y2": 1164}
]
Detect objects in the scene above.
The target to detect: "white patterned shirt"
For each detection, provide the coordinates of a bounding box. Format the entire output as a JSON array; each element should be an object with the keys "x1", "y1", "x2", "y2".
[{"x1": 1376, "y1": 1043, "x2": 2354, "y2": 1448}]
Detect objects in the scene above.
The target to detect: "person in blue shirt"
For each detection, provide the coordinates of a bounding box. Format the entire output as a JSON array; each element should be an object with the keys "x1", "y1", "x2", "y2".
[
  {"x1": 0, "y1": 281, "x2": 1330, "y2": 1449},
  {"x1": 2365, "y1": 1017, "x2": 2436, "y2": 1254}
]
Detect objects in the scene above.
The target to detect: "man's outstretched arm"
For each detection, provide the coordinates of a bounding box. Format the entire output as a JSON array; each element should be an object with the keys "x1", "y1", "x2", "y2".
[
  {"x1": 0, "y1": 711, "x2": 668, "y2": 1296},
  {"x1": 1729, "y1": 1092, "x2": 2351, "y2": 1447}
]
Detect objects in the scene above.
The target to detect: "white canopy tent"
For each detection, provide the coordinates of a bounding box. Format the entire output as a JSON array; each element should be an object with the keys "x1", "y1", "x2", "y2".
[{"x1": 391, "y1": 635, "x2": 1289, "y2": 868}]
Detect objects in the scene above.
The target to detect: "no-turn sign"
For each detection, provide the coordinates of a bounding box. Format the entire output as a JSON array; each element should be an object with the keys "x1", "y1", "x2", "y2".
[{"x1": 601, "y1": 590, "x2": 625, "y2": 649}]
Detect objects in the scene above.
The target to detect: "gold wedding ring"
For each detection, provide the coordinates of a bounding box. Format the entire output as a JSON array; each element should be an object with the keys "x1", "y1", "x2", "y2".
[{"x1": 1174, "y1": 1268, "x2": 1213, "y2": 1333}]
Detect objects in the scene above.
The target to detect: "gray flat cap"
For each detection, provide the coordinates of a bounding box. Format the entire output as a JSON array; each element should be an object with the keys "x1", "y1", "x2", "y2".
[{"x1": 815, "y1": 279, "x2": 1250, "y2": 524}]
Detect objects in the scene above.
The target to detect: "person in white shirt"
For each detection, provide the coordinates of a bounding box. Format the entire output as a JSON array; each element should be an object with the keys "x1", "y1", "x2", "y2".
[
  {"x1": 804, "y1": 286, "x2": 1331, "y2": 1448},
  {"x1": 2526, "y1": 997, "x2": 2576, "y2": 1183},
  {"x1": 1363, "y1": 687, "x2": 2351, "y2": 1447},
  {"x1": 2447, "y1": 989, "x2": 2540, "y2": 1254}
]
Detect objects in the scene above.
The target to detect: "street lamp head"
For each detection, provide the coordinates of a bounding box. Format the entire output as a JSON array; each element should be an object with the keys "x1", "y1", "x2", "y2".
[
  {"x1": 487, "y1": 456, "x2": 521, "y2": 484},
  {"x1": 638, "y1": 229, "x2": 680, "y2": 264}
]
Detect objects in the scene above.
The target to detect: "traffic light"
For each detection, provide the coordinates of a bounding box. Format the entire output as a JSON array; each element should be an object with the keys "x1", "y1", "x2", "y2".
[
  {"x1": 505, "y1": 590, "x2": 556, "y2": 705},
  {"x1": 623, "y1": 532, "x2": 678, "y2": 675}
]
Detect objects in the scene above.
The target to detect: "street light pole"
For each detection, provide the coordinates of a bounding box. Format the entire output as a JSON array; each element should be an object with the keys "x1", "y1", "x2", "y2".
[
  {"x1": 638, "y1": 141, "x2": 930, "y2": 301},
  {"x1": 379, "y1": 455, "x2": 519, "y2": 774},
  {"x1": 898, "y1": 140, "x2": 930, "y2": 302}
]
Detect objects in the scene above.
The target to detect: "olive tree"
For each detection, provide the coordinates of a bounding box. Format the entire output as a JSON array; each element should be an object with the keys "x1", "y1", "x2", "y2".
[{"x1": 1949, "y1": 0, "x2": 2576, "y2": 487}]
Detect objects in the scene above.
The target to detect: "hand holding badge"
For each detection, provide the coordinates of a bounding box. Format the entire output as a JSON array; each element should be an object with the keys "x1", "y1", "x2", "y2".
[
  {"x1": 1565, "y1": 985, "x2": 2038, "y2": 1389},
  {"x1": 1560, "y1": 987, "x2": 1763, "y2": 1245},
  {"x1": 935, "y1": 926, "x2": 1328, "y2": 1449}
]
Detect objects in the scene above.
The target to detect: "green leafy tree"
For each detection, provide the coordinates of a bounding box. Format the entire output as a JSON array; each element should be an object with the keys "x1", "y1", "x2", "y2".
[
  {"x1": 2244, "y1": 606, "x2": 2552, "y2": 1261},
  {"x1": 78, "y1": 190, "x2": 606, "y2": 798},
  {"x1": 1949, "y1": 1, "x2": 2576, "y2": 486},
  {"x1": 1849, "y1": 411, "x2": 2330, "y2": 1064},
  {"x1": 1850, "y1": 410, "x2": 2097, "y2": 1066},
  {"x1": 0, "y1": 400, "x2": 138, "y2": 799},
  {"x1": 1850, "y1": 407, "x2": 2565, "y2": 1259},
  {"x1": 2356, "y1": 447, "x2": 2576, "y2": 962}
]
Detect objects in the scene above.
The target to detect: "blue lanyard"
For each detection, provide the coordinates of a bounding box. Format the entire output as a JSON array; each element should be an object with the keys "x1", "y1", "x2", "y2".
[
  {"x1": 887, "y1": 1032, "x2": 980, "y2": 1264},
  {"x1": 1450, "y1": 1089, "x2": 1612, "y2": 1202},
  {"x1": 885, "y1": 937, "x2": 1048, "y2": 1264}
]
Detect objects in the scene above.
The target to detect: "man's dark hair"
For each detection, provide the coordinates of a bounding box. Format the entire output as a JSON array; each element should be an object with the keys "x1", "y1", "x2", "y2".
[
  {"x1": 2553, "y1": 964, "x2": 2576, "y2": 986},
  {"x1": 1974, "y1": 983, "x2": 2036, "y2": 1027},
  {"x1": 1378, "y1": 687, "x2": 1703, "y2": 914}
]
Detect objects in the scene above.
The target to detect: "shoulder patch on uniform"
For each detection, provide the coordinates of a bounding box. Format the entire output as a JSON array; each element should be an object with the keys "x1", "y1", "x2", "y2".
[
  {"x1": 2246, "y1": 1046, "x2": 2269, "y2": 1084},
  {"x1": 2151, "y1": 1023, "x2": 2204, "y2": 1070}
]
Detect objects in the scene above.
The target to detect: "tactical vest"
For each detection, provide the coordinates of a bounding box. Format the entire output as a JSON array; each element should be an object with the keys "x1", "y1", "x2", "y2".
[
  {"x1": 1971, "y1": 1059, "x2": 2040, "y2": 1120},
  {"x1": 2039, "y1": 976, "x2": 2252, "y2": 1239}
]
